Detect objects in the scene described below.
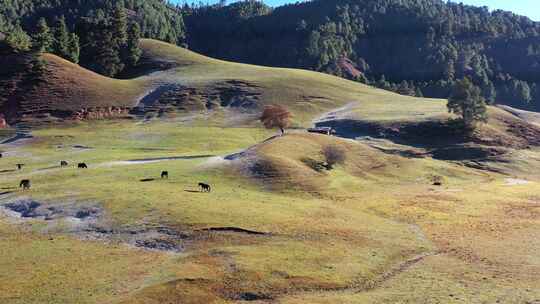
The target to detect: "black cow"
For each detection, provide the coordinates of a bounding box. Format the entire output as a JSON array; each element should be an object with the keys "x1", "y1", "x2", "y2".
[
  {"x1": 16, "y1": 164, "x2": 24, "y2": 170},
  {"x1": 161, "y1": 171, "x2": 168, "y2": 179},
  {"x1": 78, "y1": 163, "x2": 88, "y2": 169},
  {"x1": 199, "y1": 182, "x2": 211, "y2": 192},
  {"x1": 60, "y1": 161, "x2": 68, "y2": 167},
  {"x1": 19, "y1": 179, "x2": 31, "y2": 190}
]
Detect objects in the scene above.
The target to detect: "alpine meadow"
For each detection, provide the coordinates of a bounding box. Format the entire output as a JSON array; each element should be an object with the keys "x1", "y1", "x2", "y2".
[{"x1": 1, "y1": 1, "x2": 540, "y2": 303}]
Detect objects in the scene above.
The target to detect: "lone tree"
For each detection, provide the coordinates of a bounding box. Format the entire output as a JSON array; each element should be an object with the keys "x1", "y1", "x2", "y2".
[
  {"x1": 260, "y1": 104, "x2": 292, "y2": 135},
  {"x1": 322, "y1": 145, "x2": 346, "y2": 170},
  {"x1": 447, "y1": 78, "x2": 488, "y2": 131}
]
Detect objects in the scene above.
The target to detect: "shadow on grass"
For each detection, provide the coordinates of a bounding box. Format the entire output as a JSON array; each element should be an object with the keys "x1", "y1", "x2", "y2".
[
  {"x1": 37, "y1": 166, "x2": 61, "y2": 171},
  {"x1": 140, "y1": 178, "x2": 156, "y2": 182},
  {"x1": 184, "y1": 190, "x2": 204, "y2": 193}
]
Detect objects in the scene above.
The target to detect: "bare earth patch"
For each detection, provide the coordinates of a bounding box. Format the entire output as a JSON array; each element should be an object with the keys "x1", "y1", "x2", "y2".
[{"x1": 504, "y1": 178, "x2": 530, "y2": 186}]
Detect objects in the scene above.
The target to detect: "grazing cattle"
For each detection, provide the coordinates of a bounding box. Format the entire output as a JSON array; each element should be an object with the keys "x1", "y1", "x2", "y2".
[
  {"x1": 161, "y1": 171, "x2": 168, "y2": 179},
  {"x1": 78, "y1": 163, "x2": 88, "y2": 169},
  {"x1": 199, "y1": 182, "x2": 211, "y2": 192},
  {"x1": 0, "y1": 153, "x2": 2, "y2": 158},
  {"x1": 60, "y1": 161, "x2": 68, "y2": 167},
  {"x1": 19, "y1": 179, "x2": 31, "y2": 190},
  {"x1": 16, "y1": 164, "x2": 24, "y2": 170}
]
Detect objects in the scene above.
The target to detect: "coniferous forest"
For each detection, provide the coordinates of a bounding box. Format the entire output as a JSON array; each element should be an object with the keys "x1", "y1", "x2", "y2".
[{"x1": 1, "y1": 0, "x2": 540, "y2": 111}]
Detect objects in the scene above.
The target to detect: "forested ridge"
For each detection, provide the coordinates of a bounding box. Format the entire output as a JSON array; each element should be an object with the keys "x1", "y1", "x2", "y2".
[
  {"x1": 2, "y1": 0, "x2": 540, "y2": 111},
  {"x1": 183, "y1": 0, "x2": 540, "y2": 111},
  {"x1": 0, "y1": 0, "x2": 186, "y2": 76}
]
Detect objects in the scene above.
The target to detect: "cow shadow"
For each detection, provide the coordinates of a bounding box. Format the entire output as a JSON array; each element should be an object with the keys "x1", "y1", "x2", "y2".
[{"x1": 184, "y1": 190, "x2": 203, "y2": 193}]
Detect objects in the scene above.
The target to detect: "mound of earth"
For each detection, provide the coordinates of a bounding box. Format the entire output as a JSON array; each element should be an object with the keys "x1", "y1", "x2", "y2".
[{"x1": 230, "y1": 132, "x2": 475, "y2": 193}]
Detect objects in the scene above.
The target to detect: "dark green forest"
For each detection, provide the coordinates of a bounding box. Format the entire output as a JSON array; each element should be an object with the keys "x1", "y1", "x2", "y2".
[
  {"x1": 183, "y1": 0, "x2": 540, "y2": 111},
  {"x1": 1, "y1": 0, "x2": 540, "y2": 111},
  {"x1": 0, "y1": 0, "x2": 186, "y2": 76}
]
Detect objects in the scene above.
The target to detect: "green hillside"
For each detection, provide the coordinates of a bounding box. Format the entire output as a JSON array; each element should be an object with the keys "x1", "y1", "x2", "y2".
[
  {"x1": 1, "y1": 38, "x2": 446, "y2": 125},
  {"x1": 0, "y1": 116, "x2": 539, "y2": 303},
  {"x1": 0, "y1": 38, "x2": 540, "y2": 304}
]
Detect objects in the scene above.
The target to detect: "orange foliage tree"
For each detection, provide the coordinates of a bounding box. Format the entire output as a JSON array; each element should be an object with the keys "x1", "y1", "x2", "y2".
[{"x1": 259, "y1": 104, "x2": 292, "y2": 135}]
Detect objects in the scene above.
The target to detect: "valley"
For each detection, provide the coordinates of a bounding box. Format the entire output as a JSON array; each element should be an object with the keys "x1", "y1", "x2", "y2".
[{"x1": 0, "y1": 39, "x2": 539, "y2": 304}]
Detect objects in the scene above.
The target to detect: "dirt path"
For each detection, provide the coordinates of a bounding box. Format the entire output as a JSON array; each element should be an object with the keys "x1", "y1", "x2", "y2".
[
  {"x1": 100, "y1": 154, "x2": 216, "y2": 167},
  {"x1": 1, "y1": 124, "x2": 33, "y2": 146},
  {"x1": 312, "y1": 102, "x2": 358, "y2": 126},
  {"x1": 0, "y1": 154, "x2": 220, "y2": 182}
]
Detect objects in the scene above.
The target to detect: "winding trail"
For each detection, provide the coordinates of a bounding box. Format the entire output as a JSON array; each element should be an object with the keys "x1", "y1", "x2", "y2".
[{"x1": 313, "y1": 102, "x2": 358, "y2": 125}]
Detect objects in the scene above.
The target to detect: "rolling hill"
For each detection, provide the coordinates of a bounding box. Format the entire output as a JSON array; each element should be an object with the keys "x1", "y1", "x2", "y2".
[
  {"x1": 3, "y1": 38, "x2": 540, "y2": 157},
  {"x1": 1, "y1": 38, "x2": 540, "y2": 304},
  {"x1": 0, "y1": 38, "x2": 444, "y2": 125}
]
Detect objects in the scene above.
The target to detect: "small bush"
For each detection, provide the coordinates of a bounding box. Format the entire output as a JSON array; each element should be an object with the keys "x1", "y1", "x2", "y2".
[
  {"x1": 322, "y1": 145, "x2": 346, "y2": 170},
  {"x1": 301, "y1": 157, "x2": 326, "y2": 172},
  {"x1": 431, "y1": 175, "x2": 444, "y2": 186}
]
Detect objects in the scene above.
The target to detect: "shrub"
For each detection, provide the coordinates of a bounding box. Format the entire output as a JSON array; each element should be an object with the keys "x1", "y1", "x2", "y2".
[{"x1": 322, "y1": 145, "x2": 346, "y2": 170}]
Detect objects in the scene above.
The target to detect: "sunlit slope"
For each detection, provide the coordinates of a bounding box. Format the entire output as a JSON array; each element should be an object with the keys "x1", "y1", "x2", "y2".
[
  {"x1": 23, "y1": 54, "x2": 148, "y2": 113},
  {"x1": 4, "y1": 39, "x2": 448, "y2": 124},
  {"x1": 137, "y1": 39, "x2": 447, "y2": 123}
]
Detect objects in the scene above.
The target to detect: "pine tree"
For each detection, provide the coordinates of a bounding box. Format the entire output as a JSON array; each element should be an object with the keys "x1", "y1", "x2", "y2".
[
  {"x1": 448, "y1": 78, "x2": 488, "y2": 131},
  {"x1": 397, "y1": 80, "x2": 414, "y2": 96},
  {"x1": 415, "y1": 87, "x2": 424, "y2": 97},
  {"x1": 67, "y1": 32, "x2": 80, "y2": 63},
  {"x1": 112, "y1": 5, "x2": 128, "y2": 47},
  {"x1": 126, "y1": 22, "x2": 142, "y2": 66},
  {"x1": 54, "y1": 16, "x2": 71, "y2": 60},
  {"x1": 33, "y1": 18, "x2": 54, "y2": 53},
  {"x1": 95, "y1": 30, "x2": 123, "y2": 77},
  {"x1": 5, "y1": 24, "x2": 32, "y2": 52}
]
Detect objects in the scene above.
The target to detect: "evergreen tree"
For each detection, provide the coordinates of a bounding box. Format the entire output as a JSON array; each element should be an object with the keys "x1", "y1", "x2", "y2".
[
  {"x1": 397, "y1": 80, "x2": 414, "y2": 96},
  {"x1": 54, "y1": 16, "x2": 71, "y2": 59},
  {"x1": 5, "y1": 24, "x2": 32, "y2": 52},
  {"x1": 415, "y1": 87, "x2": 424, "y2": 97},
  {"x1": 67, "y1": 33, "x2": 80, "y2": 63},
  {"x1": 112, "y1": 5, "x2": 128, "y2": 46},
  {"x1": 33, "y1": 18, "x2": 54, "y2": 53},
  {"x1": 126, "y1": 23, "x2": 142, "y2": 66},
  {"x1": 95, "y1": 30, "x2": 123, "y2": 77},
  {"x1": 448, "y1": 78, "x2": 488, "y2": 131}
]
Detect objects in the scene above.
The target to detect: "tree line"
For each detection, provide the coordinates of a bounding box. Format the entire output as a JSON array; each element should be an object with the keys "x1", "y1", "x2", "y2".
[
  {"x1": 181, "y1": 0, "x2": 540, "y2": 112},
  {"x1": 0, "y1": 0, "x2": 186, "y2": 77}
]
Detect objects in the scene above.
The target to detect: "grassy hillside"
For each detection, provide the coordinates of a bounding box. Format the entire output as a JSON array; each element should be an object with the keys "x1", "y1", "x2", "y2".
[
  {"x1": 31, "y1": 54, "x2": 147, "y2": 112},
  {"x1": 2, "y1": 39, "x2": 445, "y2": 125},
  {"x1": 137, "y1": 39, "x2": 445, "y2": 124},
  {"x1": 0, "y1": 52, "x2": 149, "y2": 123},
  {"x1": 0, "y1": 119, "x2": 539, "y2": 303},
  {"x1": 1, "y1": 38, "x2": 540, "y2": 304}
]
